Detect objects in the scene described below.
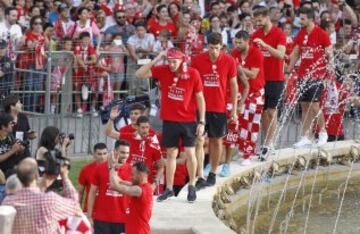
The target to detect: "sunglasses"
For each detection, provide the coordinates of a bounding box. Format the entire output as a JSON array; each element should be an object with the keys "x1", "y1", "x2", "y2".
[{"x1": 117, "y1": 16, "x2": 126, "y2": 19}]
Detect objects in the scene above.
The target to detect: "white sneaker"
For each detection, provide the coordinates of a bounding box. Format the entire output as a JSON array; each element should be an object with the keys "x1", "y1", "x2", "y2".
[
  {"x1": 293, "y1": 136, "x2": 313, "y2": 148},
  {"x1": 51, "y1": 105, "x2": 56, "y2": 114},
  {"x1": 91, "y1": 108, "x2": 98, "y2": 117},
  {"x1": 241, "y1": 159, "x2": 251, "y2": 166},
  {"x1": 317, "y1": 132, "x2": 328, "y2": 146},
  {"x1": 76, "y1": 108, "x2": 83, "y2": 118}
]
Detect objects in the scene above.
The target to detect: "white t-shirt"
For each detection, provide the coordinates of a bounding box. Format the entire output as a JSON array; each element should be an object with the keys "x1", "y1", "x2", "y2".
[
  {"x1": 0, "y1": 23, "x2": 23, "y2": 41},
  {"x1": 127, "y1": 33, "x2": 155, "y2": 50}
]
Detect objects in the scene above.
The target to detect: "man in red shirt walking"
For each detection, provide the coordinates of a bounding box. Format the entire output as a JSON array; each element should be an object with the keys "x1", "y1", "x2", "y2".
[
  {"x1": 287, "y1": 7, "x2": 333, "y2": 148},
  {"x1": 191, "y1": 32, "x2": 238, "y2": 187},
  {"x1": 110, "y1": 161, "x2": 153, "y2": 234},
  {"x1": 252, "y1": 7, "x2": 286, "y2": 160},
  {"x1": 136, "y1": 48, "x2": 206, "y2": 203},
  {"x1": 78, "y1": 142, "x2": 108, "y2": 213},
  {"x1": 231, "y1": 30, "x2": 265, "y2": 166},
  {"x1": 87, "y1": 140, "x2": 132, "y2": 234}
]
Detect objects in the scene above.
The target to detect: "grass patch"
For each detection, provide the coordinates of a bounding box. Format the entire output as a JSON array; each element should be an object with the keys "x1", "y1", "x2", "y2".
[{"x1": 69, "y1": 159, "x2": 92, "y2": 188}]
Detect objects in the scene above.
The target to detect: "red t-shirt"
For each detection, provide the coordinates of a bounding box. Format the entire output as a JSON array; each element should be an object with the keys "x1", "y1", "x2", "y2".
[
  {"x1": 191, "y1": 52, "x2": 237, "y2": 113},
  {"x1": 126, "y1": 183, "x2": 153, "y2": 234},
  {"x1": 78, "y1": 161, "x2": 99, "y2": 212},
  {"x1": 231, "y1": 46, "x2": 265, "y2": 93},
  {"x1": 151, "y1": 65, "x2": 203, "y2": 122},
  {"x1": 251, "y1": 26, "x2": 286, "y2": 82},
  {"x1": 91, "y1": 162, "x2": 132, "y2": 223},
  {"x1": 73, "y1": 45, "x2": 96, "y2": 76},
  {"x1": 293, "y1": 26, "x2": 331, "y2": 80},
  {"x1": 121, "y1": 133, "x2": 162, "y2": 184},
  {"x1": 148, "y1": 21, "x2": 177, "y2": 38},
  {"x1": 120, "y1": 124, "x2": 156, "y2": 136}
]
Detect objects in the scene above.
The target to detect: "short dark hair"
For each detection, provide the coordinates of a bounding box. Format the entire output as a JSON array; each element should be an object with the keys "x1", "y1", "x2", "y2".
[
  {"x1": 43, "y1": 22, "x2": 53, "y2": 31},
  {"x1": 299, "y1": 7, "x2": 315, "y2": 20},
  {"x1": 133, "y1": 161, "x2": 149, "y2": 174},
  {"x1": 234, "y1": 30, "x2": 250, "y2": 40},
  {"x1": 94, "y1": 142, "x2": 107, "y2": 152},
  {"x1": 79, "y1": 31, "x2": 91, "y2": 39},
  {"x1": 136, "y1": 116, "x2": 149, "y2": 125},
  {"x1": 30, "y1": 15, "x2": 42, "y2": 28},
  {"x1": 77, "y1": 7, "x2": 89, "y2": 16},
  {"x1": 130, "y1": 102, "x2": 146, "y2": 112},
  {"x1": 134, "y1": 19, "x2": 146, "y2": 29},
  {"x1": 3, "y1": 95, "x2": 19, "y2": 113},
  {"x1": 156, "y1": 4, "x2": 167, "y2": 14},
  {"x1": 210, "y1": 1, "x2": 220, "y2": 10},
  {"x1": 253, "y1": 6, "x2": 269, "y2": 17},
  {"x1": 5, "y1": 7, "x2": 17, "y2": 16},
  {"x1": 0, "y1": 112, "x2": 14, "y2": 129},
  {"x1": 239, "y1": 13, "x2": 251, "y2": 21},
  {"x1": 115, "y1": 139, "x2": 130, "y2": 149},
  {"x1": 207, "y1": 32, "x2": 223, "y2": 45}
]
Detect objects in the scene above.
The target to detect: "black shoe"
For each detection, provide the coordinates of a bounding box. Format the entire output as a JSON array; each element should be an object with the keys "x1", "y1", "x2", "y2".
[
  {"x1": 206, "y1": 172, "x2": 216, "y2": 186},
  {"x1": 187, "y1": 185, "x2": 197, "y2": 203},
  {"x1": 157, "y1": 189, "x2": 174, "y2": 202},
  {"x1": 195, "y1": 177, "x2": 208, "y2": 191}
]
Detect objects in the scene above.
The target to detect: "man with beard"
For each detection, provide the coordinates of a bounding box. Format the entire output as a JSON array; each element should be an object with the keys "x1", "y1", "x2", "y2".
[
  {"x1": 110, "y1": 161, "x2": 153, "y2": 234},
  {"x1": 231, "y1": 30, "x2": 265, "y2": 166},
  {"x1": 251, "y1": 6, "x2": 286, "y2": 160},
  {"x1": 87, "y1": 140, "x2": 132, "y2": 234},
  {"x1": 287, "y1": 7, "x2": 333, "y2": 148},
  {"x1": 105, "y1": 9, "x2": 135, "y2": 45}
]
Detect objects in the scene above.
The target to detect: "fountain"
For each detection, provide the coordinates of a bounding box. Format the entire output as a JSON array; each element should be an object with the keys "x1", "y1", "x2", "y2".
[{"x1": 150, "y1": 42, "x2": 359, "y2": 234}]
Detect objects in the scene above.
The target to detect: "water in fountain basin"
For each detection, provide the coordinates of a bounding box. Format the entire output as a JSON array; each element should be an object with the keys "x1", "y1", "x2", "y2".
[{"x1": 233, "y1": 167, "x2": 360, "y2": 234}]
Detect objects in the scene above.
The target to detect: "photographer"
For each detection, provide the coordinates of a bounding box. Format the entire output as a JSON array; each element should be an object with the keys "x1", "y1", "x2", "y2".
[
  {"x1": 0, "y1": 112, "x2": 26, "y2": 178},
  {"x1": 3, "y1": 95, "x2": 35, "y2": 156},
  {"x1": 36, "y1": 126, "x2": 72, "y2": 161}
]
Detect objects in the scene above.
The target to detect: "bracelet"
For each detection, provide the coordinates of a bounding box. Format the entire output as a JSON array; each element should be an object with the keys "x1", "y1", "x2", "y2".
[{"x1": 198, "y1": 121, "x2": 205, "y2": 125}]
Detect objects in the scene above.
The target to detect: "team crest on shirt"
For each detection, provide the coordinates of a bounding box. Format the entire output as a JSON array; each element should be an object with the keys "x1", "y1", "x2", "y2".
[
  {"x1": 168, "y1": 86, "x2": 185, "y2": 101},
  {"x1": 105, "y1": 183, "x2": 123, "y2": 197},
  {"x1": 301, "y1": 46, "x2": 314, "y2": 59},
  {"x1": 203, "y1": 73, "x2": 220, "y2": 87}
]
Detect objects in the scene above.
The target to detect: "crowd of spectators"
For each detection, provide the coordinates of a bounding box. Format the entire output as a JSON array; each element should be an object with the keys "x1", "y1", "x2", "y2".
[{"x1": 0, "y1": 0, "x2": 358, "y2": 116}]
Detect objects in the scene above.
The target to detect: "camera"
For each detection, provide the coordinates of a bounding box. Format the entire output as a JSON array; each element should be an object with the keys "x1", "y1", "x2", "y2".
[
  {"x1": 37, "y1": 149, "x2": 70, "y2": 177},
  {"x1": 59, "y1": 133, "x2": 75, "y2": 141},
  {"x1": 100, "y1": 94, "x2": 150, "y2": 127}
]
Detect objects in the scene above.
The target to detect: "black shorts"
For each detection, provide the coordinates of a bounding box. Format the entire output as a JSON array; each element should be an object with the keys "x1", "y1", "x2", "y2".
[
  {"x1": 298, "y1": 80, "x2": 324, "y2": 102},
  {"x1": 205, "y1": 112, "x2": 228, "y2": 138},
  {"x1": 94, "y1": 220, "x2": 125, "y2": 234},
  {"x1": 162, "y1": 121, "x2": 197, "y2": 148},
  {"x1": 264, "y1": 81, "x2": 285, "y2": 109}
]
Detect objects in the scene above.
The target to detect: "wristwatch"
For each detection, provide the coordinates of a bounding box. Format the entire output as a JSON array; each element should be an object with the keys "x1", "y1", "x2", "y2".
[{"x1": 198, "y1": 121, "x2": 205, "y2": 125}]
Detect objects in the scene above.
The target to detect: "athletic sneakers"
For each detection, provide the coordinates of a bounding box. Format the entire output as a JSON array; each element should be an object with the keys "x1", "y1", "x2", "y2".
[
  {"x1": 195, "y1": 177, "x2": 208, "y2": 191},
  {"x1": 203, "y1": 164, "x2": 211, "y2": 177},
  {"x1": 219, "y1": 164, "x2": 230, "y2": 177},
  {"x1": 76, "y1": 108, "x2": 83, "y2": 118},
  {"x1": 293, "y1": 136, "x2": 313, "y2": 148},
  {"x1": 156, "y1": 189, "x2": 174, "y2": 202},
  {"x1": 187, "y1": 185, "x2": 197, "y2": 203},
  {"x1": 91, "y1": 107, "x2": 98, "y2": 117},
  {"x1": 241, "y1": 159, "x2": 251, "y2": 166},
  {"x1": 206, "y1": 172, "x2": 216, "y2": 186},
  {"x1": 317, "y1": 132, "x2": 328, "y2": 146}
]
